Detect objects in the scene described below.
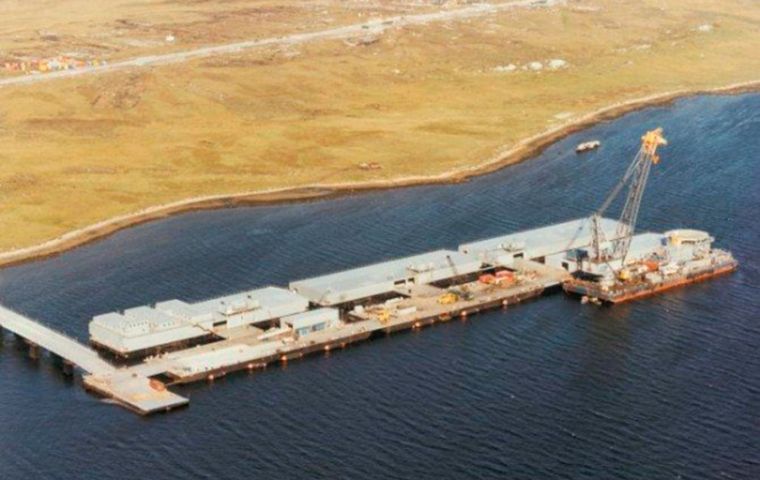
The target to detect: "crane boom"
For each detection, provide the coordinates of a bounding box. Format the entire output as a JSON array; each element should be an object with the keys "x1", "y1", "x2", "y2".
[{"x1": 590, "y1": 128, "x2": 667, "y2": 265}]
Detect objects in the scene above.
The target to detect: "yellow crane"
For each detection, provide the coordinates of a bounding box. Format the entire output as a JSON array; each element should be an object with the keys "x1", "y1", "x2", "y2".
[{"x1": 589, "y1": 127, "x2": 667, "y2": 267}]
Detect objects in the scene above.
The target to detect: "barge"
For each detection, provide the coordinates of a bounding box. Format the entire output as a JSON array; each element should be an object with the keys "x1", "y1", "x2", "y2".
[
  {"x1": 563, "y1": 230, "x2": 738, "y2": 303},
  {"x1": 560, "y1": 128, "x2": 740, "y2": 305}
]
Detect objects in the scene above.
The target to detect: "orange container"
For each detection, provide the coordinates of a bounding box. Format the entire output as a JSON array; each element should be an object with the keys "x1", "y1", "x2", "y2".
[
  {"x1": 644, "y1": 260, "x2": 659, "y2": 272},
  {"x1": 149, "y1": 378, "x2": 167, "y2": 391}
]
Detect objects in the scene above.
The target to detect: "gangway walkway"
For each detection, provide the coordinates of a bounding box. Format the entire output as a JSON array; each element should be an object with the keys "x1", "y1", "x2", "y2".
[
  {"x1": 0, "y1": 304, "x2": 114, "y2": 374},
  {"x1": 0, "y1": 304, "x2": 188, "y2": 414}
]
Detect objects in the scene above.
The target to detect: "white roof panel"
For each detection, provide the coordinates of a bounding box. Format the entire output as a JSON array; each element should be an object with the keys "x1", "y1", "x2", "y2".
[
  {"x1": 281, "y1": 308, "x2": 339, "y2": 330},
  {"x1": 289, "y1": 249, "x2": 482, "y2": 305},
  {"x1": 191, "y1": 286, "x2": 308, "y2": 318},
  {"x1": 459, "y1": 217, "x2": 622, "y2": 262}
]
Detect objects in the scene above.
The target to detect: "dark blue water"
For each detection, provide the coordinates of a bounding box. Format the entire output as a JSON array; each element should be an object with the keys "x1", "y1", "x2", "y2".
[{"x1": 1, "y1": 94, "x2": 758, "y2": 479}]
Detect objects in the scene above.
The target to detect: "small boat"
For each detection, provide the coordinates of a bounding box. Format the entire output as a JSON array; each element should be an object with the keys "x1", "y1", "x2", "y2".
[{"x1": 576, "y1": 140, "x2": 601, "y2": 153}]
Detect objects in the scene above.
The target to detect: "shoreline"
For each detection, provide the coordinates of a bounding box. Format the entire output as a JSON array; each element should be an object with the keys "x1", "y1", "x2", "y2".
[{"x1": 1, "y1": 79, "x2": 758, "y2": 269}]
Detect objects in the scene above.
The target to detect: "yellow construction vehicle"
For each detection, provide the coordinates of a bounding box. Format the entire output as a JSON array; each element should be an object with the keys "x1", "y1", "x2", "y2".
[
  {"x1": 377, "y1": 309, "x2": 391, "y2": 324},
  {"x1": 437, "y1": 292, "x2": 459, "y2": 305}
]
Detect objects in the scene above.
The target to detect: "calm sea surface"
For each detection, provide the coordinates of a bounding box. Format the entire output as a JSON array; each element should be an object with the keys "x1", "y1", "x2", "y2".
[{"x1": 0, "y1": 94, "x2": 758, "y2": 479}]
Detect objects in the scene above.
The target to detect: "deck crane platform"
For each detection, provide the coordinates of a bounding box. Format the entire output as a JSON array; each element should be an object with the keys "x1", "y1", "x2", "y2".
[{"x1": 587, "y1": 128, "x2": 667, "y2": 270}]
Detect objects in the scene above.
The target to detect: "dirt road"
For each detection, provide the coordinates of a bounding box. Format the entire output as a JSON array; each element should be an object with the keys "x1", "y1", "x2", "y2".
[{"x1": 0, "y1": 0, "x2": 561, "y2": 89}]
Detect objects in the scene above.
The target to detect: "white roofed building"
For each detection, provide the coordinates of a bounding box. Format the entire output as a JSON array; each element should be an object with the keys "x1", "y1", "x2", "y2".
[{"x1": 89, "y1": 286, "x2": 309, "y2": 357}]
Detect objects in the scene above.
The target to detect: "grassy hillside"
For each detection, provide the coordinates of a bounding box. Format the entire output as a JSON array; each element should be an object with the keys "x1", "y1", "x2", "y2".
[{"x1": 0, "y1": 0, "x2": 759, "y2": 252}]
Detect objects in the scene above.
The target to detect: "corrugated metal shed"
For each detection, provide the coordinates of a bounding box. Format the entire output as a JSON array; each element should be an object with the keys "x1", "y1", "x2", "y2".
[
  {"x1": 282, "y1": 308, "x2": 339, "y2": 330},
  {"x1": 92, "y1": 304, "x2": 200, "y2": 338},
  {"x1": 281, "y1": 308, "x2": 340, "y2": 338},
  {"x1": 89, "y1": 286, "x2": 309, "y2": 353},
  {"x1": 154, "y1": 299, "x2": 214, "y2": 327},
  {"x1": 191, "y1": 286, "x2": 309, "y2": 328},
  {"x1": 289, "y1": 249, "x2": 483, "y2": 306},
  {"x1": 90, "y1": 303, "x2": 208, "y2": 354},
  {"x1": 458, "y1": 217, "x2": 621, "y2": 266}
]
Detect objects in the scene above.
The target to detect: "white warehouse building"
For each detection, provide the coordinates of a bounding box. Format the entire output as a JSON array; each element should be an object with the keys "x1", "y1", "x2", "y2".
[
  {"x1": 89, "y1": 286, "x2": 309, "y2": 357},
  {"x1": 289, "y1": 249, "x2": 483, "y2": 307},
  {"x1": 281, "y1": 308, "x2": 340, "y2": 338},
  {"x1": 459, "y1": 217, "x2": 621, "y2": 271}
]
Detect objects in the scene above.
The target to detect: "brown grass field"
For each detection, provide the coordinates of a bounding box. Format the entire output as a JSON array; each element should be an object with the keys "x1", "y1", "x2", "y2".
[{"x1": 0, "y1": 0, "x2": 759, "y2": 256}]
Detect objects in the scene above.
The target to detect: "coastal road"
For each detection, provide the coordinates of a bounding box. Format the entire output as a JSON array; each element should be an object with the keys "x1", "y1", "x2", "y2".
[{"x1": 0, "y1": 0, "x2": 562, "y2": 89}]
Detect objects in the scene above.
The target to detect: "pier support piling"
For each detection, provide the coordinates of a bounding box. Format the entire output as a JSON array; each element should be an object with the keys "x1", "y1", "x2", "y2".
[
  {"x1": 27, "y1": 341, "x2": 40, "y2": 360},
  {"x1": 62, "y1": 360, "x2": 75, "y2": 376},
  {"x1": 50, "y1": 353, "x2": 75, "y2": 376}
]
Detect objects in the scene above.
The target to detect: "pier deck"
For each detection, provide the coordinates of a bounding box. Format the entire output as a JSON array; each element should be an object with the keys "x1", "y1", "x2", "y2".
[
  {"x1": 354, "y1": 268, "x2": 559, "y2": 331},
  {"x1": 83, "y1": 372, "x2": 189, "y2": 415},
  {"x1": 0, "y1": 304, "x2": 188, "y2": 415},
  {"x1": 126, "y1": 318, "x2": 379, "y2": 382},
  {"x1": 0, "y1": 256, "x2": 572, "y2": 415},
  {"x1": 0, "y1": 218, "x2": 643, "y2": 416},
  {"x1": 512, "y1": 259, "x2": 572, "y2": 286},
  {"x1": 121, "y1": 262, "x2": 570, "y2": 385}
]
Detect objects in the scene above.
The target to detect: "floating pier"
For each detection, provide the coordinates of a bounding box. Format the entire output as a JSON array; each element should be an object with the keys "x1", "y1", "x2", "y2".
[{"x1": 0, "y1": 217, "x2": 733, "y2": 415}]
